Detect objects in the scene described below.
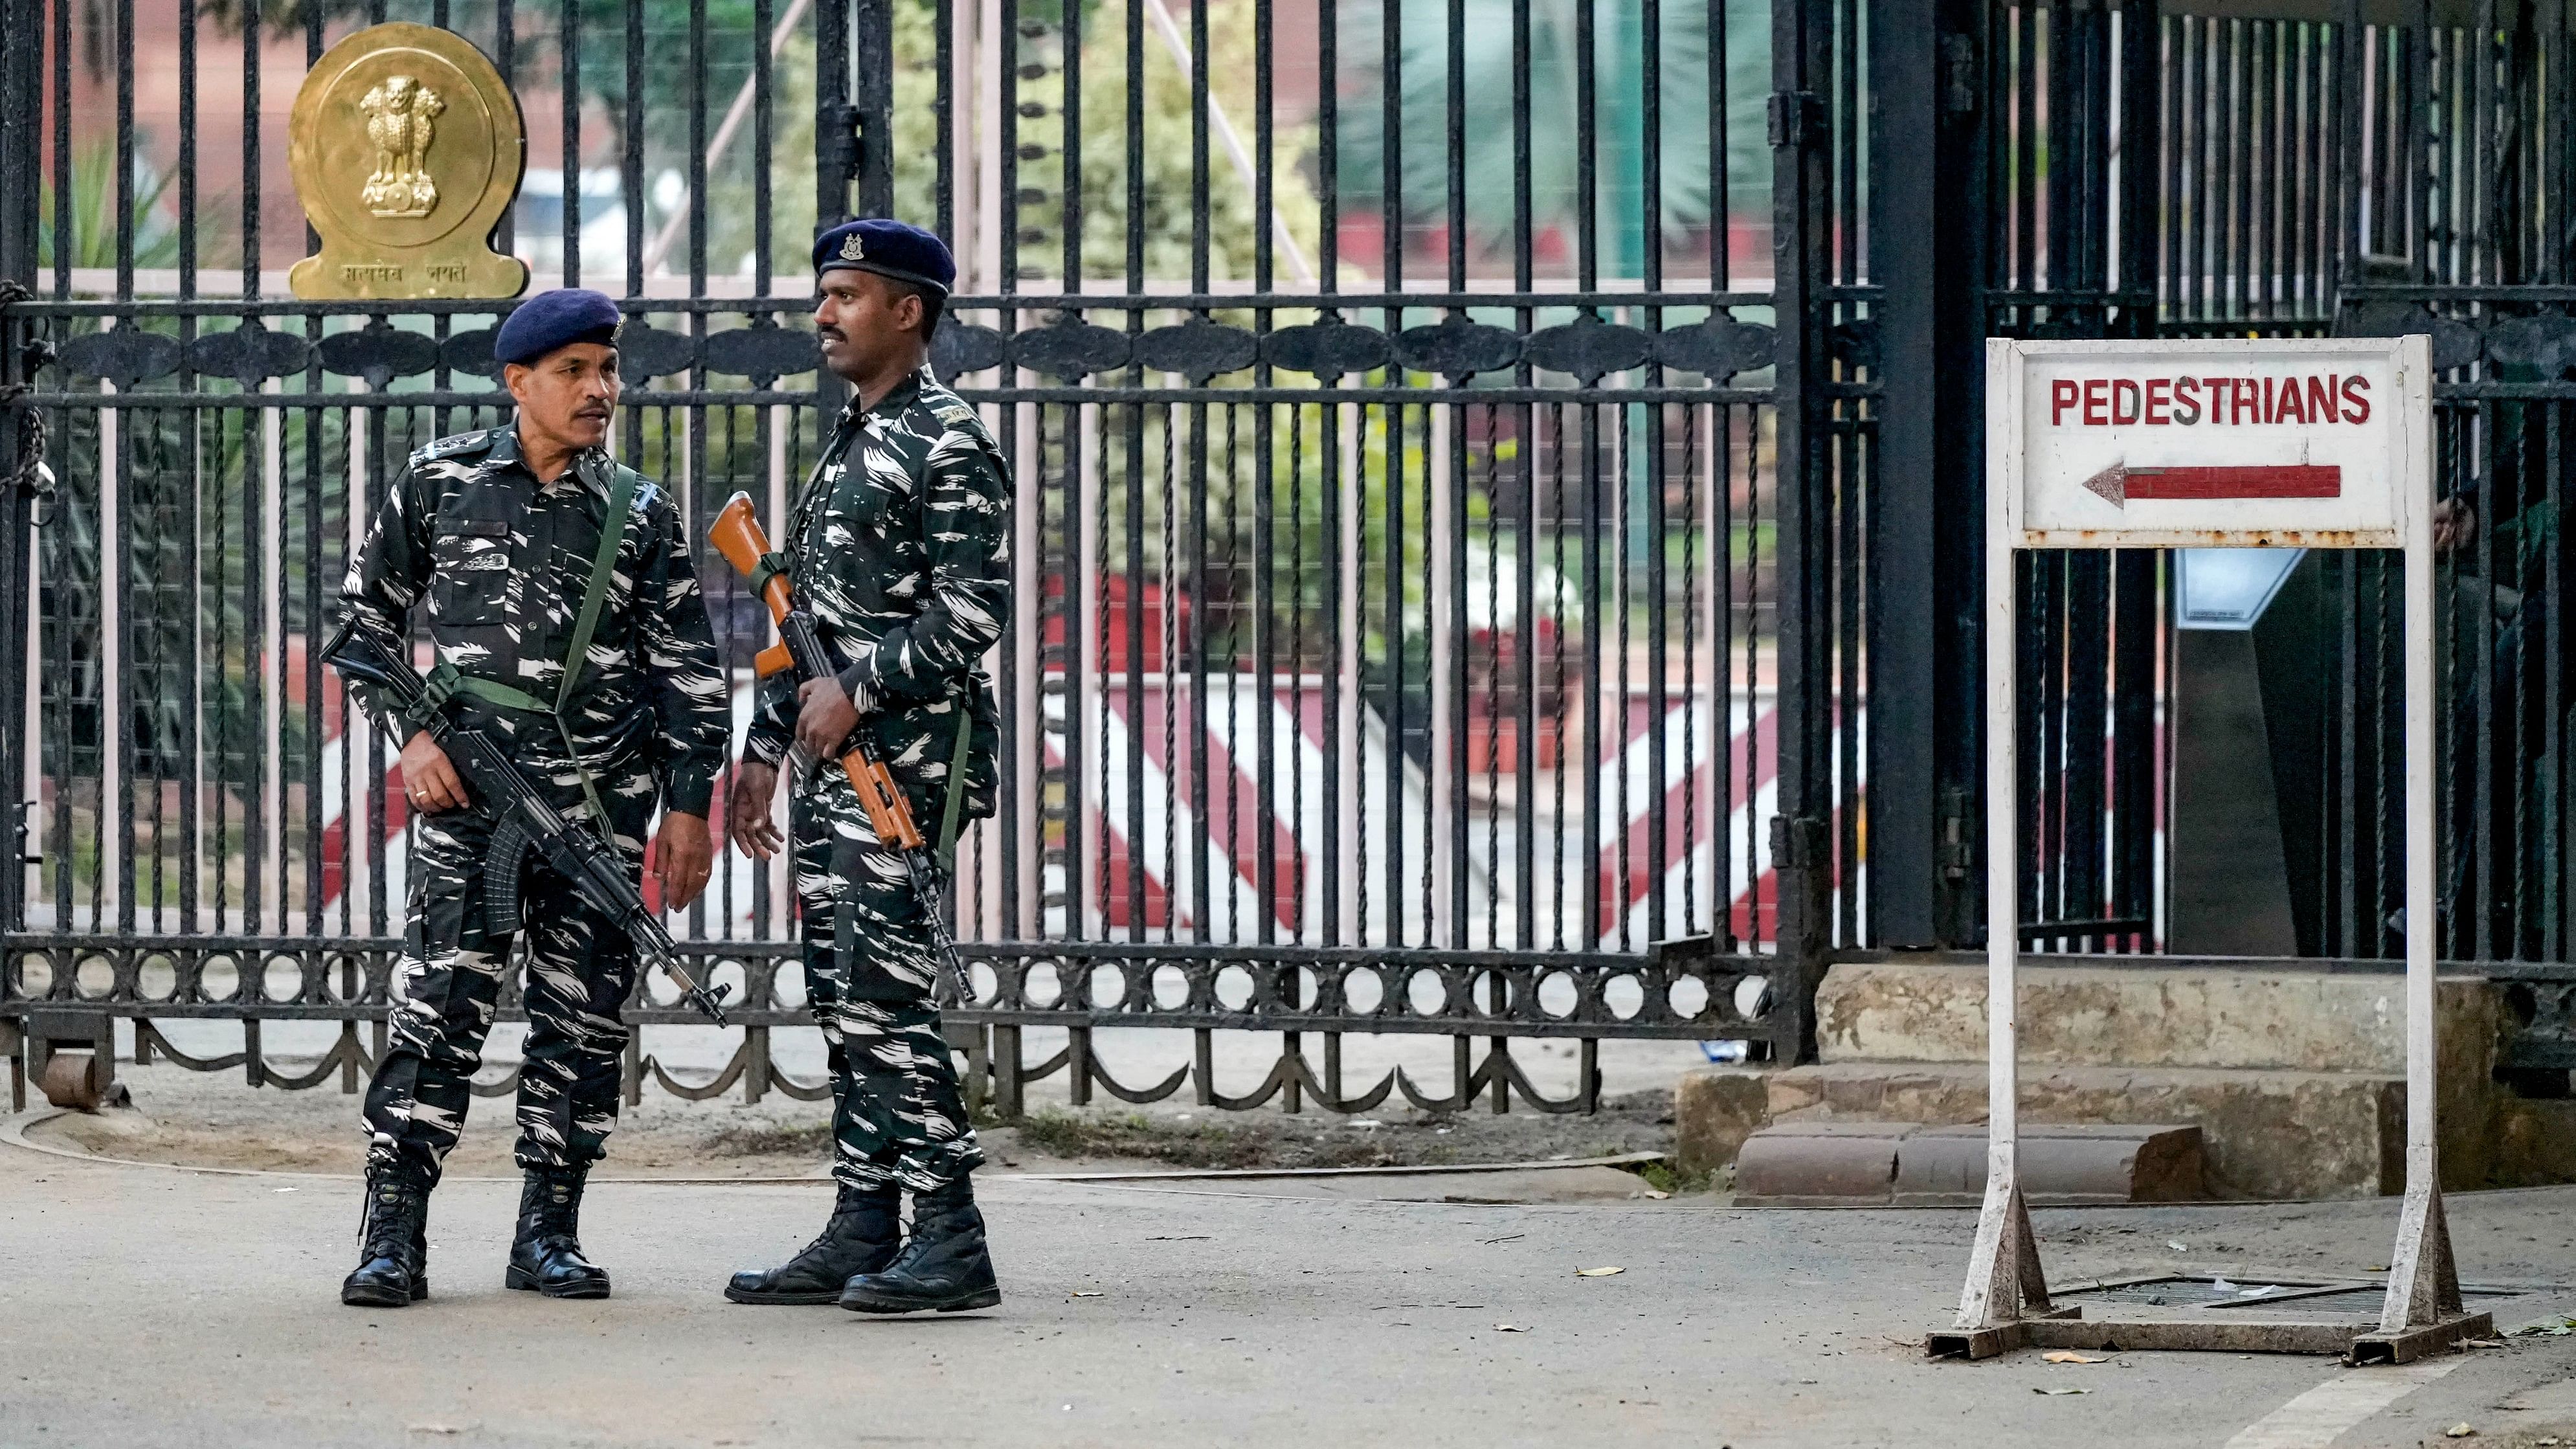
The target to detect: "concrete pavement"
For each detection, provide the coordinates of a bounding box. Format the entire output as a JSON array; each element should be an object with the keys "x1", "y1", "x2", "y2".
[{"x1": 5, "y1": 1135, "x2": 2576, "y2": 1447}]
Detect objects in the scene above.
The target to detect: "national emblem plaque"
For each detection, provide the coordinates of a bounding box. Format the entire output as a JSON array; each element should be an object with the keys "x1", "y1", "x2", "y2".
[{"x1": 287, "y1": 23, "x2": 528, "y2": 301}]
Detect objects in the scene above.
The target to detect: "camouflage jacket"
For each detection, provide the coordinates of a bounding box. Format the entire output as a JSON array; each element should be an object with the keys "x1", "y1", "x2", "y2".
[
  {"x1": 341, "y1": 423, "x2": 732, "y2": 816},
  {"x1": 744, "y1": 365, "x2": 1010, "y2": 820}
]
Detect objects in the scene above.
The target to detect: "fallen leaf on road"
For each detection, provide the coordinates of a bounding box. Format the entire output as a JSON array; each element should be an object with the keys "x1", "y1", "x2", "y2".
[
  {"x1": 1070, "y1": 1291, "x2": 1104, "y2": 1298},
  {"x1": 1642, "y1": 1189, "x2": 1671, "y2": 1200},
  {"x1": 1483, "y1": 1235, "x2": 1526, "y2": 1245},
  {"x1": 1574, "y1": 1267, "x2": 1625, "y2": 1277},
  {"x1": 2444, "y1": 1425, "x2": 2477, "y2": 1439},
  {"x1": 2033, "y1": 1387, "x2": 2089, "y2": 1396},
  {"x1": 1493, "y1": 1323, "x2": 1527, "y2": 1333},
  {"x1": 2461, "y1": 1338, "x2": 2505, "y2": 1349},
  {"x1": 2167, "y1": 1241, "x2": 2188, "y2": 1252},
  {"x1": 273, "y1": 1187, "x2": 298, "y2": 1193},
  {"x1": 1146, "y1": 1235, "x2": 1211, "y2": 1242},
  {"x1": 2041, "y1": 1351, "x2": 2107, "y2": 1364},
  {"x1": 407, "y1": 1428, "x2": 462, "y2": 1436}
]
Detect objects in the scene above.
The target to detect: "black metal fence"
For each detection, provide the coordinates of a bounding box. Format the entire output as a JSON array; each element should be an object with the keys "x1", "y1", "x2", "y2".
[
  {"x1": 0, "y1": 0, "x2": 1869, "y2": 1112},
  {"x1": 10, "y1": 0, "x2": 2568, "y2": 1118}
]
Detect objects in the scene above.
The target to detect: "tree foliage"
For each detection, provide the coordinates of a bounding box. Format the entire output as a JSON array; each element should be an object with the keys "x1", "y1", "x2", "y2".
[
  {"x1": 1333, "y1": 0, "x2": 1771, "y2": 265},
  {"x1": 984, "y1": 0, "x2": 1321, "y2": 285}
]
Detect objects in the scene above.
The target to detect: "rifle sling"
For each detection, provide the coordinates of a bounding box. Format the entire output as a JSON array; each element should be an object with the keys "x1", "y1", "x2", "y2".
[{"x1": 934, "y1": 705, "x2": 972, "y2": 875}]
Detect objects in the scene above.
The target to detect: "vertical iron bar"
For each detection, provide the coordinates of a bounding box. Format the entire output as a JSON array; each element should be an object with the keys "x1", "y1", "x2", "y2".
[
  {"x1": 853, "y1": 0, "x2": 891, "y2": 216},
  {"x1": 932, "y1": 0, "x2": 951, "y2": 245},
  {"x1": 626, "y1": 0, "x2": 645, "y2": 292},
  {"x1": 1773, "y1": 0, "x2": 1836, "y2": 1053},
  {"x1": 1576, "y1": 0, "x2": 1600, "y2": 955},
  {"x1": 1512, "y1": 0, "x2": 1536, "y2": 952},
  {"x1": 818, "y1": 0, "x2": 853, "y2": 227},
  {"x1": 1642, "y1": 0, "x2": 1667, "y2": 950},
  {"x1": 1318, "y1": 0, "x2": 1345, "y2": 963},
  {"x1": 561, "y1": 0, "x2": 581, "y2": 286}
]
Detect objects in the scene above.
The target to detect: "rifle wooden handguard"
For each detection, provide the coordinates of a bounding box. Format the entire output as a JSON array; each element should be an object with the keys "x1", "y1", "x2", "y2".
[{"x1": 712, "y1": 491, "x2": 930, "y2": 853}]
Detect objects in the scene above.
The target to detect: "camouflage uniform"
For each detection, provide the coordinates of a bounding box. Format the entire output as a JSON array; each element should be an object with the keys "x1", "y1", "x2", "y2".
[
  {"x1": 342, "y1": 424, "x2": 730, "y2": 1186},
  {"x1": 743, "y1": 365, "x2": 1009, "y2": 1193}
]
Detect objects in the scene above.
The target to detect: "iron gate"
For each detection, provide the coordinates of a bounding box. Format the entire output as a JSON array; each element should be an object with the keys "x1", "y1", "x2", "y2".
[
  {"x1": 0, "y1": 0, "x2": 1874, "y2": 1113},
  {"x1": 1865, "y1": 0, "x2": 2576, "y2": 1074}
]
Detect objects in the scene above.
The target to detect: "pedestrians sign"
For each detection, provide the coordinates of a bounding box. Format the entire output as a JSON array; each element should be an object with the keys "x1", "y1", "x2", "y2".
[
  {"x1": 1933, "y1": 335, "x2": 2483, "y2": 1363},
  {"x1": 1998, "y1": 337, "x2": 2412, "y2": 548}
]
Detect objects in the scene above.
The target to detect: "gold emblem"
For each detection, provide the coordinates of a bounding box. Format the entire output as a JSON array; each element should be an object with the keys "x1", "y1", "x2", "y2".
[
  {"x1": 287, "y1": 23, "x2": 528, "y2": 300},
  {"x1": 359, "y1": 75, "x2": 446, "y2": 218},
  {"x1": 841, "y1": 231, "x2": 866, "y2": 261}
]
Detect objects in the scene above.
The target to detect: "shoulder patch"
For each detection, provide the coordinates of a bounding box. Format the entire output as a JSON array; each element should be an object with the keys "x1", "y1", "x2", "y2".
[
  {"x1": 929, "y1": 398, "x2": 1000, "y2": 453},
  {"x1": 410, "y1": 429, "x2": 496, "y2": 468}
]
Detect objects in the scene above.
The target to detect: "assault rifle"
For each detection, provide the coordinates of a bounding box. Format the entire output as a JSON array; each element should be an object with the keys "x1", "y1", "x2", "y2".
[
  {"x1": 708, "y1": 491, "x2": 976, "y2": 1005},
  {"x1": 320, "y1": 616, "x2": 733, "y2": 1026}
]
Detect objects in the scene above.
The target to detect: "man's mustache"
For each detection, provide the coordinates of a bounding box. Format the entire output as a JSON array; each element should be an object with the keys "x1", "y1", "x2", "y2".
[{"x1": 817, "y1": 325, "x2": 846, "y2": 343}]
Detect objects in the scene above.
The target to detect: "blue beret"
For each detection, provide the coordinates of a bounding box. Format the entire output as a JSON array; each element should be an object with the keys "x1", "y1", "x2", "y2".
[
  {"x1": 813, "y1": 219, "x2": 955, "y2": 295},
  {"x1": 493, "y1": 288, "x2": 623, "y2": 367}
]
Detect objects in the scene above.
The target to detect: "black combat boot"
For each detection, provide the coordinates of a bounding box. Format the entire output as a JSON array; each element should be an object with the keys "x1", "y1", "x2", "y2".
[
  {"x1": 837, "y1": 1177, "x2": 1000, "y2": 1314},
  {"x1": 724, "y1": 1183, "x2": 902, "y2": 1305},
  {"x1": 341, "y1": 1165, "x2": 431, "y2": 1308},
  {"x1": 505, "y1": 1165, "x2": 611, "y2": 1299}
]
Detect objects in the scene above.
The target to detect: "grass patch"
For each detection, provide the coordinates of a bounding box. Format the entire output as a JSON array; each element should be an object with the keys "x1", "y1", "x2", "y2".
[{"x1": 1633, "y1": 1160, "x2": 1721, "y2": 1196}]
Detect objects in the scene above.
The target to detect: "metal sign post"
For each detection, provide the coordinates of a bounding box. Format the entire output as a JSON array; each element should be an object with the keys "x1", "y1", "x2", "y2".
[{"x1": 1931, "y1": 335, "x2": 2486, "y2": 1364}]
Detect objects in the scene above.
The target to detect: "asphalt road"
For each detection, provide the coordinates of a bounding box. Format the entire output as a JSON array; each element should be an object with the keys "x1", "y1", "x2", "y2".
[{"x1": 3, "y1": 1140, "x2": 2573, "y2": 1448}]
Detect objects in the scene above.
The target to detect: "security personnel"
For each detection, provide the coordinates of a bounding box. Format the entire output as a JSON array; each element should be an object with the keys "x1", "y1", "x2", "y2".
[
  {"x1": 724, "y1": 219, "x2": 1009, "y2": 1314},
  {"x1": 337, "y1": 288, "x2": 730, "y2": 1308}
]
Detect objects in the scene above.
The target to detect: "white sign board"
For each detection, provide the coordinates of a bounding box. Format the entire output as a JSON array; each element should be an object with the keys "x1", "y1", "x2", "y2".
[
  {"x1": 1957, "y1": 335, "x2": 2452, "y2": 1347},
  {"x1": 1992, "y1": 337, "x2": 2425, "y2": 549}
]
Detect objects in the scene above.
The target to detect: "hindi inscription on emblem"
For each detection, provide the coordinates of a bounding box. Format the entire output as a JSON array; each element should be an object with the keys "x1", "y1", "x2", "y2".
[{"x1": 287, "y1": 23, "x2": 527, "y2": 300}]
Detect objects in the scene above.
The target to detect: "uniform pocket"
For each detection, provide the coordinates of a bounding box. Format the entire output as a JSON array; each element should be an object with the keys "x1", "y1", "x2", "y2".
[
  {"x1": 429, "y1": 519, "x2": 511, "y2": 625},
  {"x1": 822, "y1": 461, "x2": 905, "y2": 544}
]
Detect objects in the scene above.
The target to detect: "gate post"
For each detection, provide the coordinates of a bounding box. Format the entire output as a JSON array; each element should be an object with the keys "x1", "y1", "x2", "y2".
[
  {"x1": 1769, "y1": 0, "x2": 1838, "y2": 1059},
  {"x1": 0, "y1": 0, "x2": 45, "y2": 938},
  {"x1": 1868, "y1": 0, "x2": 1984, "y2": 949}
]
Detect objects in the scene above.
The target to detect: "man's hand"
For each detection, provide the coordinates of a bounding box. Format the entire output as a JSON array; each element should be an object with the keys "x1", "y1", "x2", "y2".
[
  {"x1": 399, "y1": 730, "x2": 468, "y2": 814},
  {"x1": 655, "y1": 811, "x2": 715, "y2": 911},
  {"x1": 795, "y1": 677, "x2": 862, "y2": 761},
  {"x1": 728, "y1": 762, "x2": 785, "y2": 860},
  {"x1": 2433, "y1": 496, "x2": 2477, "y2": 553}
]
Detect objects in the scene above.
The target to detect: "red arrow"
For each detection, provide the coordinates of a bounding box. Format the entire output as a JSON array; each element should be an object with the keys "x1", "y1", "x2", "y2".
[{"x1": 2081, "y1": 462, "x2": 2342, "y2": 508}]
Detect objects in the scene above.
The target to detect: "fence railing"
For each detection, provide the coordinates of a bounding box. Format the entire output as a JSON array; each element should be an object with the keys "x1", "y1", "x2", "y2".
[{"x1": 0, "y1": 0, "x2": 1881, "y2": 1112}]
